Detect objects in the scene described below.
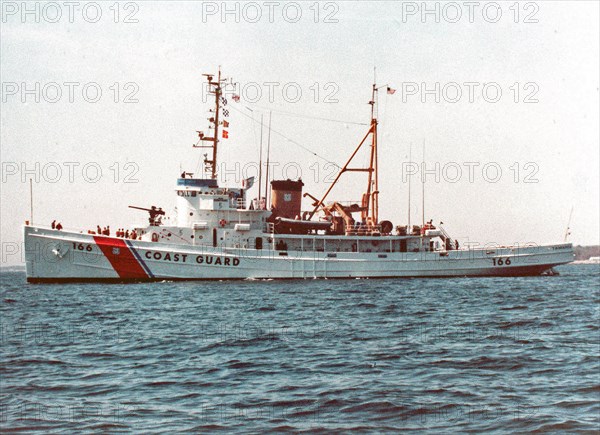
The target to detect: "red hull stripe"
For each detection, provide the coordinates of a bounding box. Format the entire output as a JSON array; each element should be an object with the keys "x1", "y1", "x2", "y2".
[
  {"x1": 125, "y1": 240, "x2": 155, "y2": 278},
  {"x1": 93, "y1": 237, "x2": 148, "y2": 279}
]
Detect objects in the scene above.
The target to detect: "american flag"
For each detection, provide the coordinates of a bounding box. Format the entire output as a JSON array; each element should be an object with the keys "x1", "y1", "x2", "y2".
[
  {"x1": 232, "y1": 95, "x2": 240, "y2": 102},
  {"x1": 242, "y1": 176, "x2": 255, "y2": 189}
]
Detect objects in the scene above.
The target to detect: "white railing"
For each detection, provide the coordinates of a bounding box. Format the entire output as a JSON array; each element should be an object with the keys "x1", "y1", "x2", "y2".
[
  {"x1": 345, "y1": 224, "x2": 382, "y2": 235},
  {"x1": 438, "y1": 225, "x2": 451, "y2": 240},
  {"x1": 438, "y1": 225, "x2": 457, "y2": 250}
]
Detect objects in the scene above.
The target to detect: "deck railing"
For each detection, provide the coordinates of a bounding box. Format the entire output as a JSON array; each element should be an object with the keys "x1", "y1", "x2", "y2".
[{"x1": 345, "y1": 224, "x2": 382, "y2": 236}]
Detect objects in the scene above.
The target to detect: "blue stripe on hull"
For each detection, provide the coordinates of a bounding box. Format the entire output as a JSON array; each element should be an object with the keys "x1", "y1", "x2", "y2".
[{"x1": 125, "y1": 240, "x2": 155, "y2": 278}]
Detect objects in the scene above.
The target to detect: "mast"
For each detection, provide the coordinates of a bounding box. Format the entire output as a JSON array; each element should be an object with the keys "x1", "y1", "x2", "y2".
[
  {"x1": 195, "y1": 67, "x2": 225, "y2": 179},
  {"x1": 307, "y1": 80, "x2": 381, "y2": 224},
  {"x1": 258, "y1": 114, "x2": 264, "y2": 206},
  {"x1": 29, "y1": 178, "x2": 33, "y2": 225},
  {"x1": 408, "y1": 143, "x2": 412, "y2": 229},
  {"x1": 264, "y1": 111, "x2": 272, "y2": 208},
  {"x1": 564, "y1": 206, "x2": 574, "y2": 242},
  {"x1": 422, "y1": 139, "x2": 425, "y2": 228},
  {"x1": 365, "y1": 82, "x2": 379, "y2": 224},
  {"x1": 371, "y1": 83, "x2": 379, "y2": 224}
]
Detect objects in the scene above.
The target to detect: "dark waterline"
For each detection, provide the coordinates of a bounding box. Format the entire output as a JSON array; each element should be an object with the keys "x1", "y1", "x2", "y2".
[{"x1": 1, "y1": 265, "x2": 599, "y2": 433}]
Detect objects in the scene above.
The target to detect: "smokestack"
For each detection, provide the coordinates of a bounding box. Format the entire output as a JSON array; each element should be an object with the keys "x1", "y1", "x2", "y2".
[{"x1": 270, "y1": 179, "x2": 304, "y2": 219}]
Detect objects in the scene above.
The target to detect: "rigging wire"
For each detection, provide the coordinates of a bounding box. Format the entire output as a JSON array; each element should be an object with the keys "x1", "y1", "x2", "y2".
[
  {"x1": 246, "y1": 103, "x2": 369, "y2": 126},
  {"x1": 247, "y1": 106, "x2": 260, "y2": 163},
  {"x1": 194, "y1": 136, "x2": 204, "y2": 176},
  {"x1": 227, "y1": 103, "x2": 342, "y2": 168}
]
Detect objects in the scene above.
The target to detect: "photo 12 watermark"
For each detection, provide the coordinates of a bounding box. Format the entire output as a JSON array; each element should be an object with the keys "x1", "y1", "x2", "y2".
[
  {"x1": 396, "y1": 82, "x2": 539, "y2": 104},
  {"x1": 395, "y1": 400, "x2": 541, "y2": 427},
  {"x1": 204, "y1": 81, "x2": 340, "y2": 105},
  {"x1": 1, "y1": 82, "x2": 140, "y2": 104},
  {"x1": 0, "y1": 401, "x2": 138, "y2": 425},
  {"x1": 402, "y1": 161, "x2": 540, "y2": 184},
  {"x1": 200, "y1": 1, "x2": 339, "y2": 24},
  {"x1": 1, "y1": 1, "x2": 140, "y2": 24},
  {"x1": 399, "y1": 1, "x2": 539, "y2": 24},
  {"x1": 1, "y1": 161, "x2": 140, "y2": 184}
]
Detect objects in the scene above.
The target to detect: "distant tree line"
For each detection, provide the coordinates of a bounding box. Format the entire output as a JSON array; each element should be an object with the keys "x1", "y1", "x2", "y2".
[{"x1": 574, "y1": 245, "x2": 600, "y2": 261}]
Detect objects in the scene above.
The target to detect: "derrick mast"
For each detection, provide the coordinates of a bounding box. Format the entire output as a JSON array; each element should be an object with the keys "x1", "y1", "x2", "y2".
[{"x1": 306, "y1": 80, "x2": 381, "y2": 227}]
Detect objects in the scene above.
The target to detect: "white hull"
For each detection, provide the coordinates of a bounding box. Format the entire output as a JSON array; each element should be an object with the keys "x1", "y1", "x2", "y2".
[{"x1": 24, "y1": 226, "x2": 574, "y2": 282}]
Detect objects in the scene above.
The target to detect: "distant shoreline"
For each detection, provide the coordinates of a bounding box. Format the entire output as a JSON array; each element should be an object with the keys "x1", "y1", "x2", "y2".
[{"x1": 573, "y1": 245, "x2": 600, "y2": 261}]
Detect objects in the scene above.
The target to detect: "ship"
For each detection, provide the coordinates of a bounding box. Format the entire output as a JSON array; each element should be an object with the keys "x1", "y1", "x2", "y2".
[{"x1": 24, "y1": 69, "x2": 574, "y2": 282}]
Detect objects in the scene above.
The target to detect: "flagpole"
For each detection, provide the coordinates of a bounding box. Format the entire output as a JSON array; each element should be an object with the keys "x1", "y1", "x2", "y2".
[
  {"x1": 258, "y1": 114, "x2": 264, "y2": 208},
  {"x1": 264, "y1": 111, "x2": 272, "y2": 209},
  {"x1": 408, "y1": 143, "x2": 411, "y2": 230},
  {"x1": 422, "y1": 139, "x2": 425, "y2": 228},
  {"x1": 30, "y1": 178, "x2": 33, "y2": 225}
]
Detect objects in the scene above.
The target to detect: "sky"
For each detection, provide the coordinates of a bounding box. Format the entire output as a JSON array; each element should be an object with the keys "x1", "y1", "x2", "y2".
[{"x1": 1, "y1": 1, "x2": 599, "y2": 265}]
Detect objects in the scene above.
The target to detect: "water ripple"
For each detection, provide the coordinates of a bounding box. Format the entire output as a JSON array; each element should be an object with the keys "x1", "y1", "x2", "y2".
[{"x1": 1, "y1": 265, "x2": 599, "y2": 432}]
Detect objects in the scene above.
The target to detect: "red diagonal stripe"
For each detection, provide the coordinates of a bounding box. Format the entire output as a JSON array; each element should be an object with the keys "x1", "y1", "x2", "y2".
[{"x1": 93, "y1": 237, "x2": 148, "y2": 279}]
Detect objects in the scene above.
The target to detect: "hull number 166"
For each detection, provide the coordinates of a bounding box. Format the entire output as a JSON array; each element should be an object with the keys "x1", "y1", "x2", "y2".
[{"x1": 492, "y1": 258, "x2": 512, "y2": 266}]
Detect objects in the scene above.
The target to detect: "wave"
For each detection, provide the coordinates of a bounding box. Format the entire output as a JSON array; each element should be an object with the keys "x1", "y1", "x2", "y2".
[
  {"x1": 342, "y1": 401, "x2": 409, "y2": 414},
  {"x1": 576, "y1": 384, "x2": 600, "y2": 393},
  {"x1": 79, "y1": 352, "x2": 117, "y2": 358}
]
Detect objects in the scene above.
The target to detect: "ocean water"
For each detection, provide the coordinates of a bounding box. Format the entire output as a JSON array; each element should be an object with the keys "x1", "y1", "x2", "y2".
[{"x1": 1, "y1": 265, "x2": 599, "y2": 433}]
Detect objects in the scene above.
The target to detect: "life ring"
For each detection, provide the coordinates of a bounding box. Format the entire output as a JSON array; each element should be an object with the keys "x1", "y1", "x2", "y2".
[
  {"x1": 151, "y1": 233, "x2": 158, "y2": 242},
  {"x1": 219, "y1": 219, "x2": 227, "y2": 227}
]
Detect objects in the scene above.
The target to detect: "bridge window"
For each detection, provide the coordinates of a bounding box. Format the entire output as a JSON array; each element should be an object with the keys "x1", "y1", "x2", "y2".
[{"x1": 177, "y1": 190, "x2": 197, "y2": 197}]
